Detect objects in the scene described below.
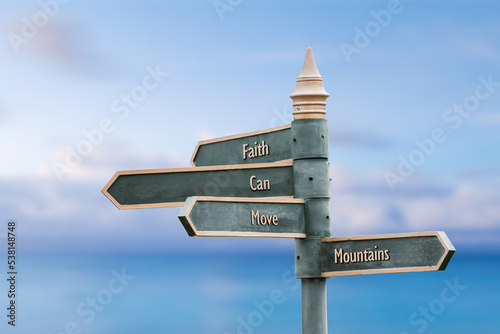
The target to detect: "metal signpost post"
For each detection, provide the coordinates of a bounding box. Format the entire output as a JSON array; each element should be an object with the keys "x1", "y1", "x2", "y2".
[
  {"x1": 289, "y1": 48, "x2": 331, "y2": 334},
  {"x1": 102, "y1": 48, "x2": 455, "y2": 333}
]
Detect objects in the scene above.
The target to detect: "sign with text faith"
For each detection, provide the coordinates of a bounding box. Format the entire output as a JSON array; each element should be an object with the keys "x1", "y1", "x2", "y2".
[
  {"x1": 102, "y1": 160, "x2": 293, "y2": 209},
  {"x1": 191, "y1": 124, "x2": 291, "y2": 167},
  {"x1": 179, "y1": 197, "x2": 306, "y2": 238},
  {"x1": 321, "y1": 231, "x2": 455, "y2": 277}
]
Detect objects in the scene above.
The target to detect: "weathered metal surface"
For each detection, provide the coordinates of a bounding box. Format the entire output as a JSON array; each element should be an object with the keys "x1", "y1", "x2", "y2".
[
  {"x1": 321, "y1": 231, "x2": 455, "y2": 277},
  {"x1": 293, "y1": 159, "x2": 330, "y2": 199},
  {"x1": 191, "y1": 124, "x2": 292, "y2": 166},
  {"x1": 178, "y1": 196, "x2": 305, "y2": 238},
  {"x1": 295, "y1": 238, "x2": 323, "y2": 278},
  {"x1": 102, "y1": 161, "x2": 294, "y2": 209},
  {"x1": 304, "y1": 198, "x2": 331, "y2": 237},
  {"x1": 302, "y1": 279, "x2": 328, "y2": 334},
  {"x1": 291, "y1": 119, "x2": 329, "y2": 159}
]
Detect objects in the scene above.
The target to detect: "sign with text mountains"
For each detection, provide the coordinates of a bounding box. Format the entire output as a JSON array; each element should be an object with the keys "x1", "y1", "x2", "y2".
[
  {"x1": 321, "y1": 231, "x2": 455, "y2": 277},
  {"x1": 102, "y1": 160, "x2": 294, "y2": 209},
  {"x1": 191, "y1": 124, "x2": 291, "y2": 166}
]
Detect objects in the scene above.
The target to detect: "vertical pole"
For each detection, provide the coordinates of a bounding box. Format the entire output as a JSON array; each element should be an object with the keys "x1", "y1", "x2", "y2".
[
  {"x1": 302, "y1": 278, "x2": 327, "y2": 333},
  {"x1": 290, "y1": 48, "x2": 331, "y2": 334}
]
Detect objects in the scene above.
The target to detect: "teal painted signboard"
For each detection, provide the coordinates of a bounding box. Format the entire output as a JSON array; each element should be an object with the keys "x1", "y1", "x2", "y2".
[
  {"x1": 179, "y1": 196, "x2": 306, "y2": 238},
  {"x1": 321, "y1": 231, "x2": 455, "y2": 277},
  {"x1": 102, "y1": 160, "x2": 293, "y2": 209},
  {"x1": 191, "y1": 124, "x2": 292, "y2": 167}
]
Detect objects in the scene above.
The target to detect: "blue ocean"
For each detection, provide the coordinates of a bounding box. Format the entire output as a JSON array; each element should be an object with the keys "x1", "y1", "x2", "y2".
[{"x1": 1, "y1": 252, "x2": 498, "y2": 334}]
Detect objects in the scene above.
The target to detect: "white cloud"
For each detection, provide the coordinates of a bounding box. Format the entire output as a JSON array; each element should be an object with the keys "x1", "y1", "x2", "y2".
[
  {"x1": 400, "y1": 184, "x2": 500, "y2": 230},
  {"x1": 329, "y1": 165, "x2": 500, "y2": 242}
]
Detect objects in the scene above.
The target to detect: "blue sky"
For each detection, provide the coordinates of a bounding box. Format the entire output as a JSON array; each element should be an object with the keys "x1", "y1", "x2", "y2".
[{"x1": 0, "y1": 0, "x2": 499, "y2": 254}]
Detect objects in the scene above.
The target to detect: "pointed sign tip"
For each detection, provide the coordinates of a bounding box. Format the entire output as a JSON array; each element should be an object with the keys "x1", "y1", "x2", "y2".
[
  {"x1": 290, "y1": 48, "x2": 329, "y2": 119},
  {"x1": 298, "y1": 47, "x2": 321, "y2": 78}
]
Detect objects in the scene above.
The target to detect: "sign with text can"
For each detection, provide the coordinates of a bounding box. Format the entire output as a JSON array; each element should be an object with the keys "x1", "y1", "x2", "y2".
[
  {"x1": 191, "y1": 124, "x2": 291, "y2": 167},
  {"x1": 102, "y1": 160, "x2": 294, "y2": 209},
  {"x1": 179, "y1": 196, "x2": 306, "y2": 238},
  {"x1": 321, "y1": 231, "x2": 455, "y2": 277}
]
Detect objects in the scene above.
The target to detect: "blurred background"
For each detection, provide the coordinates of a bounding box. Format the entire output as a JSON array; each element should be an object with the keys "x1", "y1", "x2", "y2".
[{"x1": 0, "y1": 0, "x2": 499, "y2": 333}]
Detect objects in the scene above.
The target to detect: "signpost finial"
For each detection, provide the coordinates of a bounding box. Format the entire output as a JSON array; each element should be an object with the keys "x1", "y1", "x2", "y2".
[{"x1": 290, "y1": 47, "x2": 330, "y2": 120}]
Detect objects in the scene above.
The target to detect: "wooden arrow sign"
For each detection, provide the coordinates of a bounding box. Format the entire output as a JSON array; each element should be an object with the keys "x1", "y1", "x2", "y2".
[
  {"x1": 179, "y1": 196, "x2": 306, "y2": 238},
  {"x1": 102, "y1": 160, "x2": 294, "y2": 209},
  {"x1": 191, "y1": 124, "x2": 291, "y2": 167},
  {"x1": 321, "y1": 231, "x2": 455, "y2": 277}
]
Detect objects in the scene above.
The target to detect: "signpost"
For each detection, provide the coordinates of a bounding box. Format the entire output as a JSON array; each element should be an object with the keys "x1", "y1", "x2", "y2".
[
  {"x1": 102, "y1": 48, "x2": 456, "y2": 334},
  {"x1": 179, "y1": 196, "x2": 305, "y2": 238}
]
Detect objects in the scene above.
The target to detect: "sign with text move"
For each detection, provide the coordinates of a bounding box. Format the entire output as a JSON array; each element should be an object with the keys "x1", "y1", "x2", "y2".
[
  {"x1": 102, "y1": 160, "x2": 294, "y2": 209},
  {"x1": 191, "y1": 124, "x2": 292, "y2": 167},
  {"x1": 179, "y1": 196, "x2": 306, "y2": 238},
  {"x1": 321, "y1": 231, "x2": 455, "y2": 277}
]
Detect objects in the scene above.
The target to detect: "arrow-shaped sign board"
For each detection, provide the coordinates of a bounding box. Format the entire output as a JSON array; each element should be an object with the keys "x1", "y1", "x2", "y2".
[
  {"x1": 191, "y1": 124, "x2": 291, "y2": 167},
  {"x1": 179, "y1": 196, "x2": 306, "y2": 238},
  {"x1": 102, "y1": 160, "x2": 294, "y2": 209},
  {"x1": 321, "y1": 232, "x2": 455, "y2": 277}
]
